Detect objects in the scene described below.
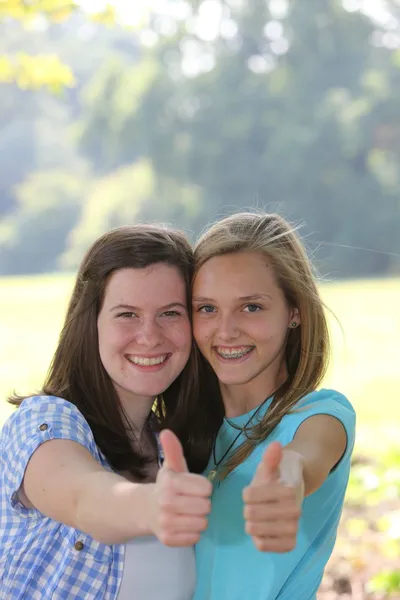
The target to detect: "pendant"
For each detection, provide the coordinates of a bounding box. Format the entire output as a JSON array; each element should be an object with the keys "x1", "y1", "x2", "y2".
[{"x1": 208, "y1": 469, "x2": 218, "y2": 482}]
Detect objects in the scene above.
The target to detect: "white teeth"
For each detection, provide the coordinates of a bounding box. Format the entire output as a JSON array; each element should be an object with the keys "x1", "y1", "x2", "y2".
[
  {"x1": 215, "y1": 348, "x2": 253, "y2": 359},
  {"x1": 128, "y1": 355, "x2": 167, "y2": 366}
]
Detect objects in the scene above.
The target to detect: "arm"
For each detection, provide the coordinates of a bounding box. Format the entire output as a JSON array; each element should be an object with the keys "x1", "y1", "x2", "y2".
[
  {"x1": 243, "y1": 415, "x2": 348, "y2": 552},
  {"x1": 21, "y1": 431, "x2": 211, "y2": 546},
  {"x1": 284, "y1": 414, "x2": 347, "y2": 496},
  {"x1": 21, "y1": 439, "x2": 153, "y2": 544}
]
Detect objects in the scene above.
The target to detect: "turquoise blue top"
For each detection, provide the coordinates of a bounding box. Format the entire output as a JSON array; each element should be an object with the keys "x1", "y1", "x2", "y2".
[{"x1": 194, "y1": 389, "x2": 356, "y2": 600}]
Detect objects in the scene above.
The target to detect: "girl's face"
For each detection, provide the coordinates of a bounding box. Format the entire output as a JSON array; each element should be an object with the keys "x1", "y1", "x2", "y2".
[
  {"x1": 97, "y1": 264, "x2": 192, "y2": 407},
  {"x1": 192, "y1": 251, "x2": 299, "y2": 396}
]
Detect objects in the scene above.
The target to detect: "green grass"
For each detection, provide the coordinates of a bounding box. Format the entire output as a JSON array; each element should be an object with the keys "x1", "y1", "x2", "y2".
[{"x1": 1, "y1": 274, "x2": 399, "y2": 455}]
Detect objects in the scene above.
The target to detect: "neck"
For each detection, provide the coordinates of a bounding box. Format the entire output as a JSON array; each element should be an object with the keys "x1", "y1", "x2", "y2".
[
  {"x1": 116, "y1": 387, "x2": 155, "y2": 436},
  {"x1": 220, "y1": 360, "x2": 288, "y2": 418}
]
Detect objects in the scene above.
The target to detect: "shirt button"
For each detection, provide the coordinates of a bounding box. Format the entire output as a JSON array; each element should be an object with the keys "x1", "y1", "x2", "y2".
[
  {"x1": 74, "y1": 541, "x2": 84, "y2": 551},
  {"x1": 39, "y1": 423, "x2": 48, "y2": 431}
]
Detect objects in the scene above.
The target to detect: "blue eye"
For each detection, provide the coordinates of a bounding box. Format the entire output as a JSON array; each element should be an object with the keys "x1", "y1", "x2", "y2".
[
  {"x1": 198, "y1": 305, "x2": 215, "y2": 313},
  {"x1": 244, "y1": 304, "x2": 262, "y2": 313}
]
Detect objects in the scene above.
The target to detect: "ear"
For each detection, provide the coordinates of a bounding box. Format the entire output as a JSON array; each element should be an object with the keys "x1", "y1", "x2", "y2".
[{"x1": 289, "y1": 308, "x2": 300, "y2": 328}]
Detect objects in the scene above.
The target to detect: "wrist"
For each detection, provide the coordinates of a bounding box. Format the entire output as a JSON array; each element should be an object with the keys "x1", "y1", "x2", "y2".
[
  {"x1": 132, "y1": 482, "x2": 157, "y2": 537},
  {"x1": 278, "y1": 449, "x2": 305, "y2": 506}
]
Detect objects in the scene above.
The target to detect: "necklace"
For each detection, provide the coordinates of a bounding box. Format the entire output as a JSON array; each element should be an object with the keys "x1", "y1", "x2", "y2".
[{"x1": 208, "y1": 395, "x2": 272, "y2": 483}]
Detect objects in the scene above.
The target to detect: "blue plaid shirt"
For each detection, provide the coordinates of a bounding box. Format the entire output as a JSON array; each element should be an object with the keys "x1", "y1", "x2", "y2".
[{"x1": 0, "y1": 396, "x2": 125, "y2": 599}]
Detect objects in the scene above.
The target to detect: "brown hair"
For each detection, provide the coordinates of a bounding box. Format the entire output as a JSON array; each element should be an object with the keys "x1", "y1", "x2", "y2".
[
  {"x1": 9, "y1": 225, "x2": 215, "y2": 477},
  {"x1": 193, "y1": 212, "x2": 330, "y2": 478}
]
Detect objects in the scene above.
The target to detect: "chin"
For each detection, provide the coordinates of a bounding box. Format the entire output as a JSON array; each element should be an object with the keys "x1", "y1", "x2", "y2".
[
  {"x1": 214, "y1": 373, "x2": 249, "y2": 386},
  {"x1": 133, "y1": 385, "x2": 170, "y2": 398}
]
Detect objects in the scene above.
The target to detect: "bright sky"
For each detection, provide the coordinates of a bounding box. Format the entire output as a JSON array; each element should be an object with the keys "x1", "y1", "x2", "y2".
[
  {"x1": 78, "y1": 0, "x2": 174, "y2": 27},
  {"x1": 78, "y1": 0, "x2": 397, "y2": 32}
]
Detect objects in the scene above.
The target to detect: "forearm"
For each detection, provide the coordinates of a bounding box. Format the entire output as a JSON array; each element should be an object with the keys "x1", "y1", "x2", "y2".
[
  {"x1": 283, "y1": 415, "x2": 348, "y2": 498},
  {"x1": 283, "y1": 439, "x2": 340, "y2": 497},
  {"x1": 75, "y1": 471, "x2": 155, "y2": 544}
]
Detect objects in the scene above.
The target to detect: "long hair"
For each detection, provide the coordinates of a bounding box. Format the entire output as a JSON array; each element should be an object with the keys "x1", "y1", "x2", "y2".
[
  {"x1": 193, "y1": 212, "x2": 330, "y2": 478},
  {"x1": 9, "y1": 225, "x2": 212, "y2": 477}
]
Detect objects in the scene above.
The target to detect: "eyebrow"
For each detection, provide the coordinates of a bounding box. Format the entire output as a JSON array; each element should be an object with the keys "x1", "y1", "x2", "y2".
[
  {"x1": 110, "y1": 302, "x2": 188, "y2": 312},
  {"x1": 192, "y1": 294, "x2": 272, "y2": 303}
]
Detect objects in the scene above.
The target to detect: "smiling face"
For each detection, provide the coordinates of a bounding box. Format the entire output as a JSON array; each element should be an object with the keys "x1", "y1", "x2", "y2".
[
  {"x1": 97, "y1": 264, "x2": 192, "y2": 410},
  {"x1": 192, "y1": 251, "x2": 299, "y2": 407}
]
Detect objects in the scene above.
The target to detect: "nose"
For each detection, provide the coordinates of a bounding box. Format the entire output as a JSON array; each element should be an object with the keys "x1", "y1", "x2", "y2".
[
  {"x1": 216, "y1": 313, "x2": 240, "y2": 342},
  {"x1": 136, "y1": 318, "x2": 164, "y2": 348}
]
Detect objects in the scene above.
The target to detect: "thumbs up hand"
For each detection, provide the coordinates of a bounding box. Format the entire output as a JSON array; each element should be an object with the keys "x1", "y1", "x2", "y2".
[
  {"x1": 149, "y1": 430, "x2": 212, "y2": 547},
  {"x1": 243, "y1": 442, "x2": 304, "y2": 553}
]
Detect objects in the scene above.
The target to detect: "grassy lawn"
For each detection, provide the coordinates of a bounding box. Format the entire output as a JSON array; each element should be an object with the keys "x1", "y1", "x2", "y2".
[{"x1": 1, "y1": 274, "x2": 399, "y2": 456}]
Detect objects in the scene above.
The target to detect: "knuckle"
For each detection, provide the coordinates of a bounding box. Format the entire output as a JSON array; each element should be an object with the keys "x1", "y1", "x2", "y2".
[
  {"x1": 202, "y1": 480, "x2": 213, "y2": 496},
  {"x1": 244, "y1": 505, "x2": 257, "y2": 520},
  {"x1": 243, "y1": 505, "x2": 251, "y2": 520},
  {"x1": 284, "y1": 539, "x2": 296, "y2": 552},
  {"x1": 245, "y1": 521, "x2": 255, "y2": 535},
  {"x1": 185, "y1": 531, "x2": 201, "y2": 544},
  {"x1": 242, "y1": 487, "x2": 253, "y2": 503},
  {"x1": 199, "y1": 517, "x2": 208, "y2": 531},
  {"x1": 255, "y1": 538, "x2": 268, "y2": 552},
  {"x1": 158, "y1": 532, "x2": 173, "y2": 546}
]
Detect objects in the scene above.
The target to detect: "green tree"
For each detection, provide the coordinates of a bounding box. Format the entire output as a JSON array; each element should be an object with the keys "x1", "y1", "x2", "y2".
[
  {"x1": 0, "y1": 169, "x2": 86, "y2": 274},
  {"x1": 0, "y1": 0, "x2": 115, "y2": 91},
  {"x1": 78, "y1": 0, "x2": 400, "y2": 276}
]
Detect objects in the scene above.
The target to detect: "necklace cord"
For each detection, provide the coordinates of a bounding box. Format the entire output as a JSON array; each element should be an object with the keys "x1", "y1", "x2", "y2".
[{"x1": 211, "y1": 394, "x2": 272, "y2": 470}]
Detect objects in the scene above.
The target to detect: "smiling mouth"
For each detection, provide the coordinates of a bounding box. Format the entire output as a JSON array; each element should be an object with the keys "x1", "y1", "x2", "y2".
[
  {"x1": 126, "y1": 354, "x2": 170, "y2": 367},
  {"x1": 213, "y1": 346, "x2": 254, "y2": 360}
]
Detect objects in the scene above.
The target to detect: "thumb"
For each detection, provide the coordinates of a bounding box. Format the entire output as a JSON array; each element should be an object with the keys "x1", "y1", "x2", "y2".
[
  {"x1": 254, "y1": 441, "x2": 283, "y2": 483},
  {"x1": 160, "y1": 429, "x2": 188, "y2": 473}
]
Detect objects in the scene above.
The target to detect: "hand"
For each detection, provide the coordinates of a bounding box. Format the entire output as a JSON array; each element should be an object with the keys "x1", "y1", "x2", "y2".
[
  {"x1": 243, "y1": 442, "x2": 303, "y2": 553},
  {"x1": 148, "y1": 429, "x2": 212, "y2": 547}
]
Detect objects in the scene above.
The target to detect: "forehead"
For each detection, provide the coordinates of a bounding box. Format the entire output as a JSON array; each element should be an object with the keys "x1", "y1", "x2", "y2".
[
  {"x1": 103, "y1": 264, "x2": 187, "y2": 305},
  {"x1": 194, "y1": 252, "x2": 279, "y2": 296}
]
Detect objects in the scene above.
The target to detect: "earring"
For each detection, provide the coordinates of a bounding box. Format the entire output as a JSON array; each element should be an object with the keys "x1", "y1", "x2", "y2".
[{"x1": 291, "y1": 322, "x2": 298, "y2": 328}]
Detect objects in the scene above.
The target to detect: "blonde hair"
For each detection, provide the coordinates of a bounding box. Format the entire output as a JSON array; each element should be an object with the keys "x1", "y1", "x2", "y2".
[{"x1": 193, "y1": 212, "x2": 330, "y2": 478}]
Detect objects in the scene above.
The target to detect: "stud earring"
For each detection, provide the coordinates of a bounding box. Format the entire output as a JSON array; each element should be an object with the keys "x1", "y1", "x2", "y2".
[{"x1": 291, "y1": 322, "x2": 298, "y2": 328}]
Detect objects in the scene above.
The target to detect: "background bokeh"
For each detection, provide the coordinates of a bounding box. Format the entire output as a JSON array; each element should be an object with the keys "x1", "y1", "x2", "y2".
[{"x1": 1, "y1": 1, "x2": 399, "y2": 598}]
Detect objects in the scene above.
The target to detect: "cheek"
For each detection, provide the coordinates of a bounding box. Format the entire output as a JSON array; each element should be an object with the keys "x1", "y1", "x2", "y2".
[
  {"x1": 192, "y1": 316, "x2": 210, "y2": 346},
  {"x1": 168, "y1": 319, "x2": 192, "y2": 352},
  {"x1": 97, "y1": 320, "x2": 132, "y2": 355},
  {"x1": 252, "y1": 315, "x2": 288, "y2": 343}
]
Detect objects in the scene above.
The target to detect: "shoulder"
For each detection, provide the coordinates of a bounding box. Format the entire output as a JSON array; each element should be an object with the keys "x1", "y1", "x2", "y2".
[
  {"x1": 273, "y1": 389, "x2": 356, "y2": 450},
  {"x1": 1, "y1": 395, "x2": 105, "y2": 518},
  {"x1": 3, "y1": 394, "x2": 88, "y2": 431},
  {"x1": 1, "y1": 395, "x2": 97, "y2": 456},
  {"x1": 293, "y1": 388, "x2": 355, "y2": 421}
]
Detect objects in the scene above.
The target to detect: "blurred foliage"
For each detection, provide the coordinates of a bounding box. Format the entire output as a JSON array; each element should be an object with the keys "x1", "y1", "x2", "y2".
[
  {"x1": 0, "y1": 0, "x2": 115, "y2": 90},
  {"x1": 0, "y1": 52, "x2": 75, "y2": 93},
  {"x1": 0, "y1": 0, "x2": 76, "y2": 22},
  {"x1": 60, "y1": 160, "x2": 155, "y2": 269},
  {"x1": 347, "y1": 449, "x2": 400, "y2": 506},
  {"x1": 0, "y1": 169, "x2": 85, "y2": 274},
  {"x1": 325, "y1": 449, "x2": 400, "y2": 597},
  {"x1": 0, "y1": 0, "x2": 400, "y2": 276}
]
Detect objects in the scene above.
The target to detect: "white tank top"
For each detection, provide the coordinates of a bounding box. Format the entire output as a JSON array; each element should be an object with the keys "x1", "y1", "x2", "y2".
[{"x1": 116, "y1": 536, "x2": 196, "y2": 600}]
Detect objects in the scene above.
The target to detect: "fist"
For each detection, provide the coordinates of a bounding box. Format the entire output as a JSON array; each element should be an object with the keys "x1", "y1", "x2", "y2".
[
  {"x1": 243, "y1": 442, "x2": 303, "y2": 553},
  {"x1": 150, "y1": 429, "x2": 212, "y2": 547}
]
